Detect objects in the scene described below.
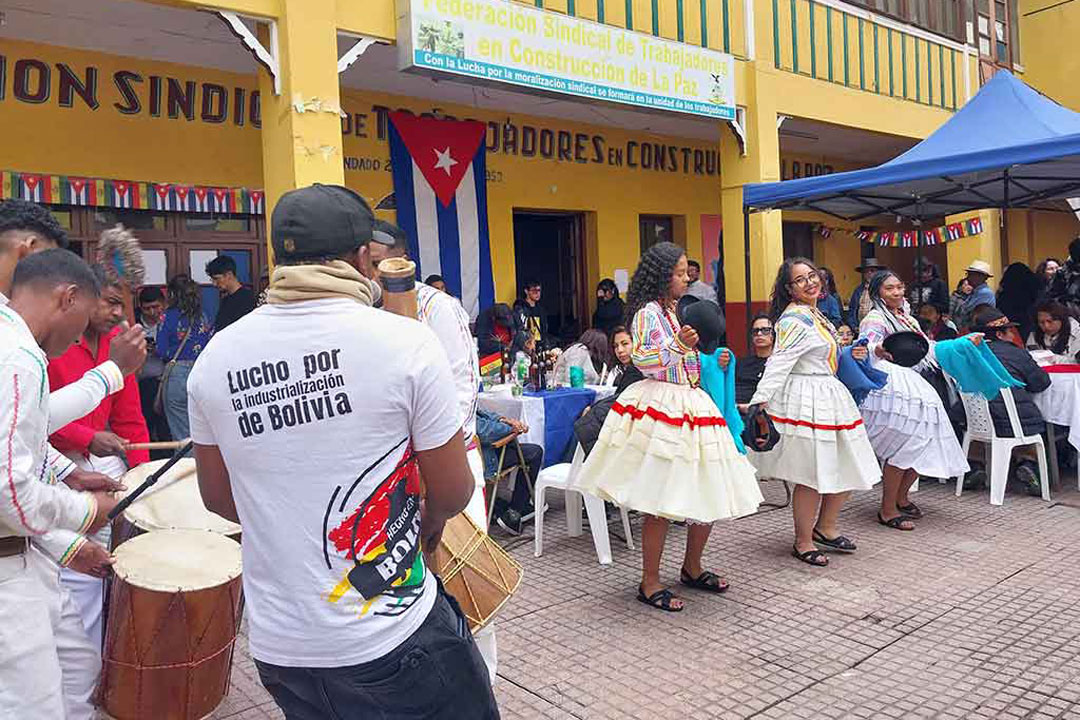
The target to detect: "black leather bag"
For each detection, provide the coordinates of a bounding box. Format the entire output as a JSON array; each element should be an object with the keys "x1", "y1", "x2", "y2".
[{"x1": 741, "y1": 404, "x2": 781, "y2": 452}]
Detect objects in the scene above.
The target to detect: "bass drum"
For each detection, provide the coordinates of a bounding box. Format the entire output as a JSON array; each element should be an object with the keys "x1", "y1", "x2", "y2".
[
  {"x1": 112, "y1": 458, "x2": 241, "y2": 548},
  {"x1": 100, "y1": 529, "x2": 243, "y2": 720}
]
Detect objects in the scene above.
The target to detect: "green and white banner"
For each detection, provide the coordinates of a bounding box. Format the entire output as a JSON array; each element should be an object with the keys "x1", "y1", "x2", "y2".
[{"x1": 398, "y1": 0, "x2": 737, "y2": 120}]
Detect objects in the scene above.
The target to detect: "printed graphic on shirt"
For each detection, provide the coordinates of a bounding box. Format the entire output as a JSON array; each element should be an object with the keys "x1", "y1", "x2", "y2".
[
  {"x1": 224, "y1": 349, "x2": 353, "y2": 438},
  {"x1": 322, "y1": 438, "x2": 426, "y2": 618}
]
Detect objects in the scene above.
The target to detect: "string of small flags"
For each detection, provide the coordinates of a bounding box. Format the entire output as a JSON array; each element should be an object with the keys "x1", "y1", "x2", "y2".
[
  {"x1": 0, "y1": 170, "x2": 265, "y2": 216},
  {"x1": 815, "y1": 217, "x2": 985, "y2": 247}
]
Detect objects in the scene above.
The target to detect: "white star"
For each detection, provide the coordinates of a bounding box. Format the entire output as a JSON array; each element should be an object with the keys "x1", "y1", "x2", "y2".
[{"x1": 433, "y1": 147, "x2": 458, "y2": 175}]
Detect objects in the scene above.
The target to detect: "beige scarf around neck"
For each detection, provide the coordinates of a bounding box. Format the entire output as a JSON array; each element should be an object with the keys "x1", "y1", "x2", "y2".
[{"x1": 264, "y1": 260, "x2": 380, "y2": 307}]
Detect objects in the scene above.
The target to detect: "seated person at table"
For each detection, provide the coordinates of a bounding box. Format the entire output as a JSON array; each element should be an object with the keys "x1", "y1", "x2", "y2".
[
  {"x1": 554, "y1": 329, "x2": 609, "y2": 386},
  {"x1": 1027, "y1": 300, "x2": 1080, "y2": 362},
  {"x1": 919, "y1": 302, "x2": 958, "y2": 340},
  {"x1": 476, "y1": 407, "x2": 543, "y2": 535},
  {"x1": 605, "y1": 326, "x2": 645, "y2": 391},
  {"x1": 475, "y1": 303, "x2": 526, "y2": 357},
  {"x1": 719, "y1": 313, "x2": 774, "y2": 405},
  {"x1": 971, "y1": 305, "x2": 1052, "y2": 496}
]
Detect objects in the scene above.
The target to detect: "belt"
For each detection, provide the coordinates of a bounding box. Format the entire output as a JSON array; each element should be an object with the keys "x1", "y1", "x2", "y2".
[{"x1": 0, "y1": 536, "x2": 28, "y2": 557}]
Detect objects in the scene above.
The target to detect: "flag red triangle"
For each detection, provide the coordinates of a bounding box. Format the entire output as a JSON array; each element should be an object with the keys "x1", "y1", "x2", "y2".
[{"x1": 389, "y1": 112, "x2": 486, "y2": 207}]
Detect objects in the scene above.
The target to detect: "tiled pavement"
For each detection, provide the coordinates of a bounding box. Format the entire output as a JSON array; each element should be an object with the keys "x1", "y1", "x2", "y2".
[{"x1": 207, "y1": 477, "x2": 1080, "y2": 719}]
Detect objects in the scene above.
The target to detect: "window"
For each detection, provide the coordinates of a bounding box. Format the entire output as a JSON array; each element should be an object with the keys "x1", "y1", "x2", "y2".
[
  {"x1": 183, "y1": 214, "x2": 252, "y2": 233},
  {"x1": 93, "y1": 209, "x2": 167, "y2": 232},
  {"x1": 639, "y1": 215, "x2": 674, "y2": 255},
  {"x1": 847, "y1": 0, "x2": 965, "y2": 42}
]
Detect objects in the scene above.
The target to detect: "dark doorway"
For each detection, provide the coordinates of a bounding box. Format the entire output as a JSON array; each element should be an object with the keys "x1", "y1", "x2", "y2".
[{"x1": 513, "y1": 211, "x2": 586, "y2": 344}]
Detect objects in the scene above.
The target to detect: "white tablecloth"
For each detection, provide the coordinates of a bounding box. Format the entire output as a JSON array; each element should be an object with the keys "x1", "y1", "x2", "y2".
[{"x1": 1033, "y1": 371, "x2": 1080, "y2": 451}]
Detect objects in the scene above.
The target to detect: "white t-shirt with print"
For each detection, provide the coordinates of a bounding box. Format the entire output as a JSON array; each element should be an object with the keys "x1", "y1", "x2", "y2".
[{"x1": 187, "y1": 298, "x2": 460, "y2": 668}]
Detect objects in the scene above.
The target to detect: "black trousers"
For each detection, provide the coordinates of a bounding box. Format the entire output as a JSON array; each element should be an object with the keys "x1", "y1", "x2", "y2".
[
  {"x1": 255, "y1": 584, "x2": 499, "y2": 720},
  {"x1": 509, "y1": 443, "x2": 544, "y2": 512}
]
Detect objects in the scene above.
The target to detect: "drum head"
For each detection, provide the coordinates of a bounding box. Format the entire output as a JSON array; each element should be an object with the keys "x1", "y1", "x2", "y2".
[
  {"x1": 112, "y1": 529, "x2": 242, "y2": 593},
  {"x1": 120, "y1": 459, "x2": 241, "y2": 536}
]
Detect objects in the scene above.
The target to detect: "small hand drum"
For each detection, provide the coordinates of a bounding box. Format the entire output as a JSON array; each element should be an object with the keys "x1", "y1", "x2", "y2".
[{"x1": 432, "y1": 512, "x2": 523, "y2": 632}]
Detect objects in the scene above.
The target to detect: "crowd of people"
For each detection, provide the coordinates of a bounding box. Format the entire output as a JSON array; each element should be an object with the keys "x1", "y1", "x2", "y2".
[{"x1": 4, "y1": 182, "x2": 1079, "y2": 718}]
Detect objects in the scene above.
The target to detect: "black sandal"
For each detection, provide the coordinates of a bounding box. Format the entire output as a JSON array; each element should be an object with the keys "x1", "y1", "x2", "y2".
[
  {"x1": 791, "y1": 545, "x2": 829, "y2": 567},
  {"x1": 812, "y1": 528, "x2": 857, "y2": 553},
  {"x1": 680, "y1": 568, "x2": 730, "y2": 594},
  {"x1": 637, "y1": 586, "x2": 684, "y2": 612},
  {"x1": 898, "y1": 502, "x2": 923, "y2": 519},
  {"x1": 877, "y1": 512, "x2": 914, "y2": 531}
]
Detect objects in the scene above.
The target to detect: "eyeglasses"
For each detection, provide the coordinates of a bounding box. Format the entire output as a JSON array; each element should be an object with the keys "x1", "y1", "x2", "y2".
[
  {"x1": 750, "y1": 327, "x2": 774, "y2": 336},
  {"x1": 788, "y1": 271, "x2": 820, "y2": 288}
]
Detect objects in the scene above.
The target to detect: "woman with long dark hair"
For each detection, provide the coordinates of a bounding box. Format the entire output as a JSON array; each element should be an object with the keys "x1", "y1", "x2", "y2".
[
  {"x1": 592, "y1": 278, "x2": 624, "y2": 337},
  {"x1": 1028, "y1": 299, "x2": 1080, "y2": 360},
  {"x1": 574, "y1": 242, "x2": 761, "y2": 611},
  {"x1": 858, "y1": 271, "x2": 974, "y2": 528},
  {"x1": 748, "y1": 258, "x2": 880, "y2": 566},
  {"x1": 554, "y1": 328, "x2": 611, "y2": 385},
  {"x1": 1035, "y1": 257, "x2": 1061, "y2": 292},
  {"x1": 156, "y1": 274, "x2": 214, "y2": 439},
  {"x1": 996, "y1": 262, "x2": 1043, "y2": 341}
]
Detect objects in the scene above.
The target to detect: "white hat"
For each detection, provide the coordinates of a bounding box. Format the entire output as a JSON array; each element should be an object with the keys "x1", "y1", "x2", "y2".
[{"x1": 965, "y1": 260, "x2": 994, "y2": 277}]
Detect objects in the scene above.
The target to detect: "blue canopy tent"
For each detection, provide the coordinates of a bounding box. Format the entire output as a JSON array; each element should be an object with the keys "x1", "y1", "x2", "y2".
[{"x1": 739, "y1": 70, "x2": 1080, "y2": 330}]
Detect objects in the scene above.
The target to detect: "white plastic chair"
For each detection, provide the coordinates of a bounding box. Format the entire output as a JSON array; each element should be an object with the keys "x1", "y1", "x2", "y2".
[
  {"x1": 533, "y1": 453, "x2": 633, "y2": 565},
  {"x1": 952, "y1": 389, "x2": 1050, "y2": 505}
]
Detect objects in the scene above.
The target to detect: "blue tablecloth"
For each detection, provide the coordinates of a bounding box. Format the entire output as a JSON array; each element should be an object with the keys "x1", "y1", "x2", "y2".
[{"x1": 524, "y1": 387, "x2": 597, "y2": 466}]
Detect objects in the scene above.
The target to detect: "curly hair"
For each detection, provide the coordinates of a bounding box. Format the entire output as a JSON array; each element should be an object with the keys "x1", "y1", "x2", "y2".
[
  {"x1": 0, "y1": 199, "x2": 68, "y2": 249},
  {"x1": 624, "y1": 241, "x2": 685, "y2": 325},
  {"x1": 768, "y1": 257, "x2": 817, "y2": 321},
  {"x1": 166, "y1": 274, "x2": 202, "y2": 321}
]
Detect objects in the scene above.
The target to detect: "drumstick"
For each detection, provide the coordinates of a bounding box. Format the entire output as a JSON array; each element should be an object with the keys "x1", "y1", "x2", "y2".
[
  {"x1": 125, "y1": 439, "x2": 191, "y2": 451},
  {"x1": 107, "y1": 441, "x2": 193, "y2": 520}
]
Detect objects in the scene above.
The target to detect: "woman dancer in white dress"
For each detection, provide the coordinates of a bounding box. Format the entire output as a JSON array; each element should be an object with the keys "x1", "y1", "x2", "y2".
[
  {"x1": 575, "y1": 242, "x2": 762, "y2": 610},
  {"x1": 858, "y1": 271, "x2": 973, "y2": 530},
  {"x1": 748, "y1": 258, "x2": 881, "y2": 567}
]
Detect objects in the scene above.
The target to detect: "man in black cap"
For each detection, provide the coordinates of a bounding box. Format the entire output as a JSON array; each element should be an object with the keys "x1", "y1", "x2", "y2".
[
  {"x1": 847, "y1": 258, "x2": 887, "y2": 330},
  {"x1": 188, "y1": 184, "x2": 499, "y2": 719},
  {"x1": 970, "y1": 305, "x2": 1050, "y2": 496}
]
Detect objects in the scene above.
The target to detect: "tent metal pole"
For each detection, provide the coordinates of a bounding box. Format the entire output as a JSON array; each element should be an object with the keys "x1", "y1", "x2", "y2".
[
  {"x1": 1002, "y1": 168, "x2": 1010, "y2": 265},
  {"x1": 744, "y1": 205, "x2": 753, "y2": 334}
]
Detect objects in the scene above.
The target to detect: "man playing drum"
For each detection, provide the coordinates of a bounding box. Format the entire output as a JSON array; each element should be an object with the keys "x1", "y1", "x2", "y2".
[
  {"x1": 48, "y1": 265, "x2": 152, "y2": 647},
  {"x1": 368, "y1": 219, "x2": 500, "y2": 678},
  {"x1": 0, "y1": 249, "x2": 120, "y2": 719},
  {"x1": 188, "y1": 184, "x2": 499, "y2": 719}
]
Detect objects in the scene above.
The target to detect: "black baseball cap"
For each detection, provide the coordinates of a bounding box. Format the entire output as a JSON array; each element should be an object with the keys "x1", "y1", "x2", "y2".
[{"x1": 270, "y1": 184, "x2": 387, "y2": 261}]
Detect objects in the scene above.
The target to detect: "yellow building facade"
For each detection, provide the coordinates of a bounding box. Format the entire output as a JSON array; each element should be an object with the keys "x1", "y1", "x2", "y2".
[{"x1": 2, "y1": 0, "x2": 1069, "y2": 348}]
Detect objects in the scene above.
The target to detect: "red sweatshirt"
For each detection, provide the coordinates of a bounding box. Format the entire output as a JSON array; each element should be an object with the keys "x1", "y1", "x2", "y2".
[{"x1": 48, "y1": 326, "x2": 150, "y2": 466}]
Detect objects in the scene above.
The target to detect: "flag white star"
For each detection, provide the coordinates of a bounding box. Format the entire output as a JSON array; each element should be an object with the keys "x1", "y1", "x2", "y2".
[{"x1": 433, "y1": 147, "x2": 458, "y2": 175}]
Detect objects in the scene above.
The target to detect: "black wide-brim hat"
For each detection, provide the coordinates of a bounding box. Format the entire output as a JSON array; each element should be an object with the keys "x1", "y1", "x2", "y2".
[
  {"x1": 681, "y1": 299, "x2": 726, "y2": 355},
  {"x1": 742, "y1": 405, "x2": 781, "y2": 453},
  {"x1": 882, "y1": 331, "x2": 930, "y2": 368},
  {"x1": 856, "y1": 258, "x2": 887, "y2": 272}
]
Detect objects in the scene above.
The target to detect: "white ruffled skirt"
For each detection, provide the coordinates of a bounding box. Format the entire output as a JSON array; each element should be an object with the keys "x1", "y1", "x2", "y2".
[
  {"x1": 749, "y1": 373, "x2": 881, "y2": 493},
  {"x1": 572, "y1": 379, "x2": 762, "y2": 523},
  {"x1": 860, "y1": 361, "x2": 969, "y2": 478}
]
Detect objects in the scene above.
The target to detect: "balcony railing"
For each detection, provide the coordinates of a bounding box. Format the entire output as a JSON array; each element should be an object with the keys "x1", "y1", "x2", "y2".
[
  {"x1": 770, "y1": 0, "x2": 974, "y2": 110},
  {"x1": 524, "y1": 0, "x2": 752, "y2": 59}
]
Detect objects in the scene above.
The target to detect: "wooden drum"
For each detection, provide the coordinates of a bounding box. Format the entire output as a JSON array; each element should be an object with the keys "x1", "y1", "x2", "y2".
[
  {"x1": 100, "y1": 529, "x2": 243, "y2": 720},
  {"x1": 113, "y1": 459, "x2": 241, "y2": 548},
  {"x1": 432, "y1": 512, "x2": 523, "y2": 632}
]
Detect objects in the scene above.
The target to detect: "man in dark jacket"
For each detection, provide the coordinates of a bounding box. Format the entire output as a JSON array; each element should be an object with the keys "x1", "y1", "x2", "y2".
[
  {"x1": 513, "y1": 279, "x2": 549, "y2": 345},
  {"x1": 971, "y1": 306, "x2": 1051, "y2": 494},
  {"x1": 1049, "y1": 236, "x2": 1080, "y2": 311}
]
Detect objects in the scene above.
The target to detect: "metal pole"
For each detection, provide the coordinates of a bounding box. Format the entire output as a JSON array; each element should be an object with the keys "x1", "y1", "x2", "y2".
[
  {"x1": 744, "y1": 205, "x2": 753, "y2": 339},
  {"x1": 1002, "y1": 168, "x2": 1010, "y2": 266}
]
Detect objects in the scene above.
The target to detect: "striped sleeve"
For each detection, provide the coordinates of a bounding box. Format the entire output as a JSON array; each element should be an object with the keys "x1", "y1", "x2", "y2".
[
  {"x1": 1, "y1": 358, "x2": 97, "y2": 537},
  {"x1": 34, "y1": 529, "x2": 87, "y2": 567},
  {"x1": 631, "y1": 304, "x2": 689, "y2": 379},
  {"x1": 48, "y1": 360, "x2": 125, "y2": 433}
]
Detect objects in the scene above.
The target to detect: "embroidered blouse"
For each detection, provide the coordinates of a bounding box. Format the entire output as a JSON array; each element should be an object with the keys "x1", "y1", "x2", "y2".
[
  {"x1": 631, "y1": 301, "x2": 701, "y2": 386},
  {"x1": 749, "y1": 304, "x2": 839, "y2": 407}
]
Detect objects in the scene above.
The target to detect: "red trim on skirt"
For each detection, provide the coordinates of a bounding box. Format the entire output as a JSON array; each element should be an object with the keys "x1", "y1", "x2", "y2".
[
  {"x1": 611, "y1": 401, "x2": 728, "y2": 428},
  {"x1": 770, "y1": 415, "x2": 864, "y2": 431}
]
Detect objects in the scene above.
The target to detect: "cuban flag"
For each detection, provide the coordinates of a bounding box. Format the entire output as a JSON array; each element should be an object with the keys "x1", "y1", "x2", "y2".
[{"x1": 388, "y1": 112, "x2": 495, "y2": 318}]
